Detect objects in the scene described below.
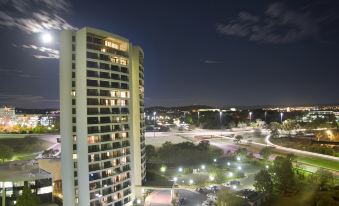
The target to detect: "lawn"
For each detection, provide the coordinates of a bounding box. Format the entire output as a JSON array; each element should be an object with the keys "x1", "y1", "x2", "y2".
[
  {"x1": 0, "y1": 136, "x2": 53, "y2": 161},
  {"x1": 265, "y1": 190, "x2": 339, "y2": 206},
  {"x1": 144, "y1": 170, "x2": 174, "y2": 187},
  {"x1": 296, "y1": 156, "x2": 339, "y2": 171}
]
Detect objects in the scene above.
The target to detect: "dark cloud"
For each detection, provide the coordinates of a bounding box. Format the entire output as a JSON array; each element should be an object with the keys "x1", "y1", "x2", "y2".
[
  {"x1": 21, "y1": 44, "x2": 59, "y2": 59},
  {"x1": 203, "y1": 60, "x2": 223, "y2": 64},
  {"x1": 0, "y1": 68, "x2": 40, "y2": 78},
  {"x1": 217, "y1": 2, "x2": 320, "y2": 44},
  {"x1": 0, "y1": 93, "x2": 58, "y2": 108},
  {"x1": 0, "y1": 0, "x2": 76, "y2": 33}
]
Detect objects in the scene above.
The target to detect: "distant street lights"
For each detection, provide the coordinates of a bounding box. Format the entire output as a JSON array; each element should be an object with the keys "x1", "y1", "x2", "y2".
[
  {"x1": 249, "y1": 112, "x2": 253, "y2": 123},
  {"x1": 280, "y1": 112, "x2": 283, "y2": 123}
]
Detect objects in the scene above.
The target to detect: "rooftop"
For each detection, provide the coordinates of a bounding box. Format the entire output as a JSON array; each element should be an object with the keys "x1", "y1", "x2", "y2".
[{"x1": 0, "y1": 160, "x2": 51, "y2": 182}]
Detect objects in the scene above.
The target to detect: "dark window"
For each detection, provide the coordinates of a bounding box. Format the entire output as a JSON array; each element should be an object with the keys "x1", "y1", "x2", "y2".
[
  {"x1": 87, "y1": 61, "x2": 98, "y2": 68},
  {"x1": 100, "y1": 63, "x2": 110, "y2": 70},
  {"x1": 121, "y1": 67, "x2": 128, "y2": 74},
  {"x1": 87, "y1": 52, "x2": 98, "y2": 59}
]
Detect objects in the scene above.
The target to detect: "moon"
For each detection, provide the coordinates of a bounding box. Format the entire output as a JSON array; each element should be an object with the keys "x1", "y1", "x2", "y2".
[{"x1": 41, "y1": 33, "x2": 53, "y2": 44}]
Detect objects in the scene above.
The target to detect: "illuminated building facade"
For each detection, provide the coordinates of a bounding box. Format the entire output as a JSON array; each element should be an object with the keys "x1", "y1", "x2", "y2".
[{"x1": 60, "y1": 27, "x2": 146, "y2": 206}]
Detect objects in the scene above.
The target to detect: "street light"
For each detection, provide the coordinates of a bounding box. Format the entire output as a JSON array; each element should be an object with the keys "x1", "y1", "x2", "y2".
[
  {"x1": 160, "y1": 166, "x2": 166, "y2": 173},
  {"x1": 178, "y1": 167, "x2": 183, "y2": 172},
  {"x1": 213, "y1": 158, "x2": 217, "y2": 163},
  {"x1": 209, "y1": 176, "x2": 215, "y2": 181},
  {"x1": 189, "y1": 179, "x2": 194, "y2": 185},
  {"x1": 219, "y1": 111, "x2": 223, "y2": 135},
  {"x1": 197, "y1": 111, "x2": 200, "y2": 127},
  {"x1": 173, "y1": 177, "x2": 178, "y2": 182},
  {"x1": 249, "y1": 112, "x2": 253, "y2": 123},
  {"x1": 280, "y1": 112, "x2": 283, "y2": 123},
  {"x1": 237, "y1": 166, "x2": 242, "y2": 170},
  {"x1": 227, "y1": 162, "x2": 231, "y2": 166},
  {"x1": 264, "y1": 111, "x2": 267, "y2": 122},
  {"x1": 201, "y1": 165, "x2": 206, "y2": 170},
  {"x1": 153, "y1": 111, "x2": 157, "y2": 138},
  {"x1": 228, "y1": 172, "x2": 233, "y2": 177}
]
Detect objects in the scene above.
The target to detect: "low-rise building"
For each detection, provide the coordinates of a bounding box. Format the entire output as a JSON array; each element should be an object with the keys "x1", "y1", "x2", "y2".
[{"x1": 0, "y1": 160, "x2": 53, "y2": 206}]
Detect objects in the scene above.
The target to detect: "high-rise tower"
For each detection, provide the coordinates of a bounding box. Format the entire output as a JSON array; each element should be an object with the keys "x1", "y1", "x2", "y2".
[{"x1": 60, "y1": 27, "x2": 146, "y2": 206}]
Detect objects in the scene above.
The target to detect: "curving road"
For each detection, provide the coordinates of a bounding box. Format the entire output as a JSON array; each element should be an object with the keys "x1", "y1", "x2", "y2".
[{"x1": 265, "y1": 135, "x2": 339, "y2": 162}]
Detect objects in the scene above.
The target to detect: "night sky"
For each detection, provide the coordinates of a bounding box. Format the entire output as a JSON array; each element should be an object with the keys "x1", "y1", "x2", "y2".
[{"x1": 0, "y1": 0, "x2": 339, "y2": 108}]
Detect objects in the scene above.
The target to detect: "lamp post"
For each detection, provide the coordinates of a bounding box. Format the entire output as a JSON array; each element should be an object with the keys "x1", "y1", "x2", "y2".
[
  {"x1": 219, "y1": 111, "x2": 223, "y2": 136},
  {"x1": 197, "y1": 111, "x2": 200, "y2": 127},
  {"x1": 264, "y1": 111, "x2": 267, "y2": 122},
  {"x1": 280, "y1": 112, "x2": 283, "y2": 123},
  {"x1": 249, "y1": 112, "x2": 253, "y2": 123},
  {"x1": 153, "y1": 111, "x2": 156, "y2": 138}
]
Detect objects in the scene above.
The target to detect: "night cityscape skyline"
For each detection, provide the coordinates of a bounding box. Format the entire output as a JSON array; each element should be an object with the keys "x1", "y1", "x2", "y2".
[{"x1": 0, "y1": 0, "x2": 339, "y2": 108}]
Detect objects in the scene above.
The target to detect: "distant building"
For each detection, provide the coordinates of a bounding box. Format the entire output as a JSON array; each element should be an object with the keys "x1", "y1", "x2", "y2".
[
  {"x1": 0, "y1": 106, "x2": 16, "y2": 126},
  {"x1": 302, "y1": 110, "x2": 335, "y2": 122},
  {"x1": 0, "y1": 160, "x2": 53, "y2": 206}
]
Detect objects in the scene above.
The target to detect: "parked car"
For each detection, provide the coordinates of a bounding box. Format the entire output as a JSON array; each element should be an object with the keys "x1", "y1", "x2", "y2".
[{"x1": 223, "y1": 180, "x2": 240, "y2": 187}]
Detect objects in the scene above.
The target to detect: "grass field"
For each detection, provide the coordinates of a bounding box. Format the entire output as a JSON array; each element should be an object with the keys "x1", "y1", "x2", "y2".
[
  {"x1": 264, "y1": 190, "x2": 339, "y2": 206},
  {"x1": 0, "y1": 136, "x2": 53, "y2": 161},
  {"x1": 296, "y1": 156, "x2": 339, "y2": 171}
]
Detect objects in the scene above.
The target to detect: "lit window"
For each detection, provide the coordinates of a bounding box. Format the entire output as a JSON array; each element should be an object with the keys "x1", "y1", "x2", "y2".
[
  {"x1": 37, "y1": 186, "x2": 53, "y2": 194},
  {"x1": 71, "y1": 91, "x2": 76, "y2": 96},
  {"x1": 120, "y1": 59, "x2": 127, "y2": 65},
  {"x1": 72, "y1": 154, "x2": 77, "y2": 160}
]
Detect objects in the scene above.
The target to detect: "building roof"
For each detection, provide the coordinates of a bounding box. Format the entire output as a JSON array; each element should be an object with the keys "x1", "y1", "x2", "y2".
[{"x1": 0, "y1": 160, "x2": 51, "y2": 182}]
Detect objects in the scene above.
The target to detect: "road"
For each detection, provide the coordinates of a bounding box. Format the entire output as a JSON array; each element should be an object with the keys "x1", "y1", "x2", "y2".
[{"x1": 265, "y1": 135, "x2": 339, "y2": 162}]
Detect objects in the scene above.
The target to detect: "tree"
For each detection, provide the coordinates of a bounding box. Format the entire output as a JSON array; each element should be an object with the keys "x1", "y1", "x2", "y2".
[
  {"x1": 208, "y1": 166, "x2": 225, "y2": 183},
  {"x1": 145, "y1": 145, "x2": 157, "y2": 162},
  {"x1": 233, "y1": 135, "x2": 243, "y2": 144},
  {"x1": 16, "y1": 183, "x2": 39, "y2": 206},
  {"x1": 235, "y1": 148, "x2": 247, "y2": 160},
  {"x1": 259, "y1": 147, "x2": 272, "y2": 162},
  {"x1": 272, "y1": 155, "x2": 295, "y2": 193},
  {"x1": 282, "y1": 119, "x2": 297, "y2": 137},
  {"x1": 268, "y1": 122, "x2": 281, "y2": 138},
  {"x1": 253, "y1": 128, "x2": 262, "y2": 137},
  {"x1": 0, "y1": 145, "x2": 14, "y2": 163},
  {"x1": 254, "y1": 169, "x2": 273, "y2": 193},
  {"x1": 314, "y1": 169, "x2": 334, "y2": 190},
  {"x1": 217, "y1": 190, "x2": 245, "y2": 206}
]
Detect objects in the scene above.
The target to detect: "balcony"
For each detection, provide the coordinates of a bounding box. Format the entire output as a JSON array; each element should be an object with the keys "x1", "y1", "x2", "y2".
[
  {"x1": 88, "y1": 145, "x2": 100, "y2": 153},
  {"x1": 89, "y1": 164, "x2": 101, "y2": 172},
  {"x1": 88, "y1": 127, "x2": 99, "y2": 134},
  {"x1": 89, "y1": 172, "x2": 101, "y2": 181},
  {"x1": 87, "y1": 80, "x2": 98, "y2": 87}
]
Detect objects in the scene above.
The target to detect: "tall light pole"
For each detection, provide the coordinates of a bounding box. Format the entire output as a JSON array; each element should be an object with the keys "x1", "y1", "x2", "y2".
[
  {"x1": 153, "y1": 111, "x2": 156, "y2": 138},
  {"x1": 197, "y1": 111, "x2": 200, "y2": 127},
  {"x1": 280, "y1": 112, "x2": 283, "y2": 123},
  {"x1": 219, "y1": 111, "x2": 222, "y2": 135},
  {"x1": 264, "y1": 111, "x2": 267, "y2": 122},
  {"x1": 249, "y1": 112, "x2": 252, "y2": 123}
]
